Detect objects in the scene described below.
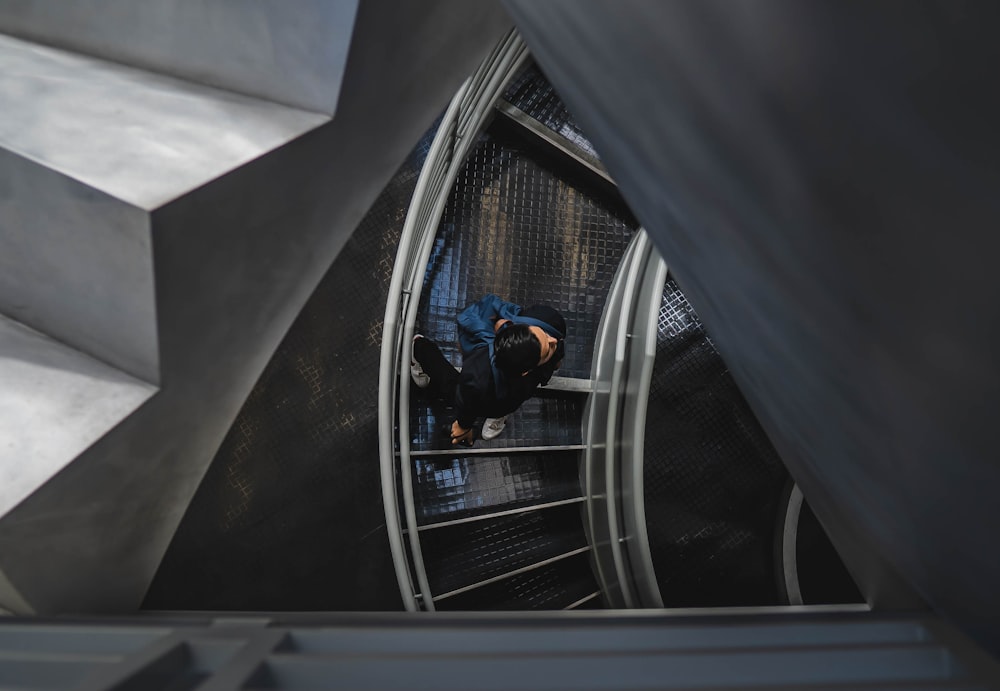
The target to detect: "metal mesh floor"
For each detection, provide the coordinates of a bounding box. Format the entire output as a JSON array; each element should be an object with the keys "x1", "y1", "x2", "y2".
[
  {"x1": 422, "y1": 504, "x2": 589, "y2": 597},
  {"x1": 415, "y1": 123, "x2": 635, "y2": 379},
  {"x1": 503, "y1": 62, "x2": 600, "y2": 161},
  {"x1": 437, "y1": 551, "x2": 597, "y2": 611},
  {"x1": 413, "y1": 451, "x2": 582, "y2": 526},
  {"x1": 406, "y1": 80, "x2": 633, "y2": 609},
  {"x1": 409, "y1": 392, "x2": 584, "y2": 452},
  {"x1": 642, "y1": 277, "x2": 789, "y2": 607}
]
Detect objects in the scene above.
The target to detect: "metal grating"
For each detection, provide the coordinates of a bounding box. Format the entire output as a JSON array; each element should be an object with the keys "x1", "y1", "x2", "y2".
[
  {"x1": 420, "y1": 503, "x2": 589, "y2": 597},
  {"x1": 435, "y1": 551, "x2": 598, "y2": 611},
  {"x1": 408, "y1": 392, "x2": 584, "y2": 451},
  {"x1": 415, "y1": 124, "x2": 635, "y2": 379},
  {"x1": 413, "y1": 450, "x2": 582, "y2": 526},
  {"x1": 503, "y1": 62, "x2": 601, "y2": 160},
  {"x1": 404, "y1": 91, "x2": 632, "y2": 611},
  {"x1": 642, "y1": 277, "x2": 789, "y2": 607}
]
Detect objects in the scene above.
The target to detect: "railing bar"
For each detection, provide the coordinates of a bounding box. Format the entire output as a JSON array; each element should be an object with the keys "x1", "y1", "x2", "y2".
[
  {"x1": 495, "y1": 99, "x2": 614, "y2": 184},
  {"x1": 460, "y1": 31, "x2": 516, "y2": 114},
  {"x1": 544, "y1": 376, "x2": 595, "y2": 393},
  {"x1": 407, "y1": 444, "x2": 585, "y2": 457},
  {"x1": 416, "y1": 496, "x2": 586, "y2": 531},
  {"x1": 446, "y1": 368, "x2": 592, "y2": 393},
  {"x1": 563, "y1": 591, "x2": 602, "y2": 610},
  {"x1": 432, "y1": 546, "x2": 592, "y2": 602},
  {"x1": 397, "y1": 306, "x2": 437, "y2": 611}
]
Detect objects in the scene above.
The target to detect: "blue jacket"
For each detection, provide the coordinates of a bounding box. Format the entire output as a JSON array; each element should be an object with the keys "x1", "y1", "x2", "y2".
[
  {"x1": 453, "y1": 294, "x2": 566, "y2": 427},
  {"x1": 457, "y1": 293, "x2": 564, "y2": 354}
]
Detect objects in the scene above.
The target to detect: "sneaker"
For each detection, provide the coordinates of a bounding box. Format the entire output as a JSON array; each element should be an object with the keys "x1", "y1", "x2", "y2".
[
  {"x1": 410, "y1": 335, "x2": 430, "y2": 388},
  {"x1": 481, "y1": 416, "x2": 507, "y2": 440}
]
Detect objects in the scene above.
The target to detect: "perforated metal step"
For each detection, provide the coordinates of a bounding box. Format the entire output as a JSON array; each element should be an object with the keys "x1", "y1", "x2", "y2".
[{"x1": 401, "y1": 62, "x2": 637, "y2": 609}]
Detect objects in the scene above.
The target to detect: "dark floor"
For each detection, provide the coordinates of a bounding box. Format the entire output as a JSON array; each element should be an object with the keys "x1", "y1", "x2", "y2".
[
  {"x1": 402, "y1": 90, "x2": 637, "y2": 610},
  {"x1": 414, "y1": 123, "x2": 636, "y2": 379}
]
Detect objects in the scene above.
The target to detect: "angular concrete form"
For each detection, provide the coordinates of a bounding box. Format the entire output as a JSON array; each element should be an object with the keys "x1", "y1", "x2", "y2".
[
  {"x1": 0, "y1": 0, "x2": 512, "y2": 614},
  {"x1": 0, "y1": 315, "x2": 155, "y2": 519},
  {"x1": 0, "y1": 0, "x2": 358, "y2": 114},
  {"x1": 0, "y1": 33, "x2": 327, "y2": 383}
]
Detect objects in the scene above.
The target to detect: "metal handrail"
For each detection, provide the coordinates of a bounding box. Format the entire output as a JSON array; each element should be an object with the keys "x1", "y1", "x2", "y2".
[
  {"x1": 377, "y1": 92, "x2": 462, "y2": 613},
  {"x1": 602, "y1": 232, "x2": 651, "y2": 610},
  {"x1": 378, "y1": 29, "x2": 530, "y2": 611},
  {"x1": 582, "y1": 233, "x2": 641, "y2": 607},
  {"x1": 432, "y1": 546, "x2": 593, "y2": 602},
  {"x1": 582, "y1": 229, "x2": 667, "y2": 609},
  {"x1": 416, "y1": 496, "x2": 587, "y2": 532}
]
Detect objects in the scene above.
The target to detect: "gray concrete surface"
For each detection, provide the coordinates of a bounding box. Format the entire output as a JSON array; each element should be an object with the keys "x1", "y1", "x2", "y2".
[
  {"x1": 0, "y1": 147, "x2": 158, "y2": 383},
  {"x1": 505, "y1": 0, "x2": 996, "y2": 649},
  {"x1": 0, "y1": 0, "x2": 358, "y2": 114},
  {"x1": 0, "y1": 34, "x2": 327, "y2": 211}
]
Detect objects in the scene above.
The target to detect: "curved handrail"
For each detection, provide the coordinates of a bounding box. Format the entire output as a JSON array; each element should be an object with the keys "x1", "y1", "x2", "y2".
[
  {"x1": 583, "y1": 229, "x2": 668, "y2": 608},
  {"x1": 582, "y1": 232, "x2": 641, "y2": 607},
  {"x1": 378, "y1": 29, "x2": 530, "y2": 611},
  {"x1": 618, "y1": 247, "x2": 668, "y2": 608}
]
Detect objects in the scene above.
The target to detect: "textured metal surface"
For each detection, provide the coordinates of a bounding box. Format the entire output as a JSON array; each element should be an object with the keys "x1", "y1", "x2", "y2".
[
  {"x1": 503, "y1": 63, "x2": 600, "y2": 161},
  {"x1": 414, "y1": 451, "x2": 583, "y2": 525},
  {"x1": 0, "y1": 0, "x2": 358, "y2": 114},
  {"x1": 421, "y1": 504, "x2": 589, "y2": 597},
  {"x1": 436, "y1": 552, "x2": 598, "y2": 611},
  {"x1": 144, "y1": 128, "x2": 437, "y2": 612},
  {"x1": 642, "y1": 278, "x2": 788, "y2": 607},
  {"x1": 495, "y1": 101, "x2": 611, "y2": 184},
  {"x1": 409, "y1": 393, "x2": 584, "y2": 451},
  {"x1": 416, "y1": 124, "x2": 635, "y2": 379}
]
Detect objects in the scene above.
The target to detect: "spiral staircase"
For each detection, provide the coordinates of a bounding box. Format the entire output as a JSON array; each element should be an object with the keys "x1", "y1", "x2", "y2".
[{"x1": 2, "y1": 3, "x2": 1000, "y2": 689}]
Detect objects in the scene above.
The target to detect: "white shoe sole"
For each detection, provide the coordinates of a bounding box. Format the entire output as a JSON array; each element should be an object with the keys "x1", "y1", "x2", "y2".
[
  {"x1": 410, "y1": 335, "x2": 430, "y2": 388},
  {"x1": 481, "y1": 417, "x2": 506, "y2": 440}
]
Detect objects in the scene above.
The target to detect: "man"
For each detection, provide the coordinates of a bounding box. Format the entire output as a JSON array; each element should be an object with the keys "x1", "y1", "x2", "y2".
[{"x1": 410, "y1": 294, "x2": 566, "y2": 445}]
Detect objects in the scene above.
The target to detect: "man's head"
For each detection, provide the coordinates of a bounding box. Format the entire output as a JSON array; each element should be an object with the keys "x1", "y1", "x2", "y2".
[{"x1": 495, "y1": 323, "x2": 559, "y2": 376}]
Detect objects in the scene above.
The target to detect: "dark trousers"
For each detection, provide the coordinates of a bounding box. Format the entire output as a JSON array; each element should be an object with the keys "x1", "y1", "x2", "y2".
[{"x1": 412, "y1": 337, "x2": 459, "y2": 402}]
